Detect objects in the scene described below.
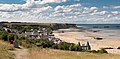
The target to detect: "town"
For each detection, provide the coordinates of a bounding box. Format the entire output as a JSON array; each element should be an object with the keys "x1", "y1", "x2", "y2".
[{"x1": 0, "y1": 22, "x2": 93, "y2": 51}]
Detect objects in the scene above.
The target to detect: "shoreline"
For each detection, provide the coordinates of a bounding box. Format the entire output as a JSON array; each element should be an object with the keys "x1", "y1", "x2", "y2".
[{"x1": 53, "y1": 28, "x2": 120, "y2": 55}]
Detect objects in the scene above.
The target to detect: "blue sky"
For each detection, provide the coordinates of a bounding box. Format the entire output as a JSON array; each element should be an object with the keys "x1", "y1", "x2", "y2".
[
  {"x1": 0, "y1": 0, "x2": 26, "y2": 4},
  {"x1": 0, "y1": 0, "x2": 120, "y2": 24},
  {"x1": 0, "y1": 0, "x2": 120, "y2": 7}
]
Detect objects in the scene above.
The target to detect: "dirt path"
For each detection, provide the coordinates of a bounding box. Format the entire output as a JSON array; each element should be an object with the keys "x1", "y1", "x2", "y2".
[{"x1": 10, "y1": 47, "x2": 29, "y2": 59}]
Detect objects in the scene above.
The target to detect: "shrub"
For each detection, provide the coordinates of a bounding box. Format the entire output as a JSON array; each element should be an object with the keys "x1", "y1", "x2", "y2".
[
  {"x1": 8, "y1": 34, "x2": 14, "y2": 44},
  {"x1": 69, "y1": 44, "x2": 75, "y2": 51},
  {"x1": 52, "y1": 44, "x2": 59, "y2": 49},
  {"x1": 69, "y1": 44, "x2": 81, "y2": 51},
  {"x1": 90, "y1": 50, "x2": 98, "y2": 53},
  {"x1": 97, "y1": 49, "x2": 108, "y2": 53},
  {"x1": 0, "y1": 32, "x2": 8, "y2": 41}
]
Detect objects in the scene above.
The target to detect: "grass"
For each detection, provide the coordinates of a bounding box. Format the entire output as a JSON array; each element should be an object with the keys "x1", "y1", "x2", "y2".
[
  {"x1": 0, "y1": 40, "x2": 15, "y2": 59},
  {"x1": 29, "y1": 47, "x2": 120, "y2": 59},
  {"x1": 1, "y1": 39, "x2": 120, "y2": 59}
]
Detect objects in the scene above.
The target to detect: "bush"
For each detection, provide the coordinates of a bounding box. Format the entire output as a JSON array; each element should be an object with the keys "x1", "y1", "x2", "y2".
[
  {"x1": 52, "y1": 44, "x2": 59, "y2": 49},
  {"x1": 89, "y1": 50, "x2": 98, "y2": 53},
  {"x1": 69, "y1": 44, "x2": 82, "y2": 51},
  {"x1": 58, "y1": 42, "x2": 70, "y2": 50},
  {"x1": 97, "y1": 49, "x2": 108, "y2": 53},
  {"x1": 89, "y1": 49, "x2": 108, "y2": 54},
  {"x1": 8, "y1": 34, "x2": 14, "y2": 44},
  {"x1": 69, "y1": 44, "x2": 75, "y2": 51},
  {"x1": 51, "y1": 42, "x2": 82, "y2": 51},
  {"x1": 0, "y1": 32, "x2": 8, "y2": 41}
]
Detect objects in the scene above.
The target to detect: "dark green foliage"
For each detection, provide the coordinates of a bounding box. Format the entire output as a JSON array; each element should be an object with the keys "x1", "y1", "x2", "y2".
[
  {"x1": 57, "y1": 42, "x2": 70, "y2": 50},
  {"x1": 8, "y1": 34, "x2": 14, "y2": 43},
  {"x1": 51, "y1": 42, "x2": 82, "y2": 51},
  {"x1": 89, "y1": 50, "x2": 98, "y2": 53},
  {"x1": 88, "y1": 49, "x2": 108, "y2": 53},
  {"x1": 35, "y1": 39, "x2": 54, "y2": 48},
  {"x1": 18, "y1": 37, "x2": 35, "y2": 48},
  {"x1": 75, "y1": 44, "x2": 82, "y2": 51},
  {"x1": 52, "y1": 44, "x2": 59, "y2": 49},
  {"x1": 18, "y1": 36, "x2": 82, "y2": 51},
  {"x1": 0, "y1": 32, "x2": 8, "y2": 41},
  {"x1": 69, "y1": 44, "x2": 82, "y2": 51},
  {"x1": 18, "y1": 37, "x2": 55, "y2": 48},
  {"x1": 97, "y1": 49, "x2": 108, "y2": 53}
]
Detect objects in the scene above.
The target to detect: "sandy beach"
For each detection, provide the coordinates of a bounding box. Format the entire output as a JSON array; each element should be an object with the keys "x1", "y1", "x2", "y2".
[{"x1": 53, "y1": 29, "x2": 120, "y2": 55}]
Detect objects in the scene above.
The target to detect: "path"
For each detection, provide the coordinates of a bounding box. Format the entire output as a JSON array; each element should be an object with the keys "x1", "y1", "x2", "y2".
[{"x1": 10, "y1": 47, "x2": 29, "y2": 59}]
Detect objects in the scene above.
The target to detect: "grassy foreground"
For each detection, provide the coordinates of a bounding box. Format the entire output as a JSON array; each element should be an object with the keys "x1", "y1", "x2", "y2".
[
  {"x1": 29, "y1": 47, "x2": 120, "y2": 59},
  {"x1": 1, "y1": 39, "x2": 120, "y2": 59},
  {"x1": 0, "y1": 40, "x2": 14, "y2": 59}
]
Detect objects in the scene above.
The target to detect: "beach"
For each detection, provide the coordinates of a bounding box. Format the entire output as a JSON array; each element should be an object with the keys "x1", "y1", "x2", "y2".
[{"x1": 53, "y1": 29, "x2": 120, "y2": 55}]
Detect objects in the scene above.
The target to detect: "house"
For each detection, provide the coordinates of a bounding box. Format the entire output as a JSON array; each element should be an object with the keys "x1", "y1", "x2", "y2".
[
  {"x1": 78, "y1": 41, "x2": 91, "y2": 50},
  {"x1": 24, "y1": 29, "x2": 52, "y2": 39},
  {"x1": 52, "y1": 38, "x2": 62, "y2": 44},
  {"x1": 24, "y1": 31, "x2": 40, "y2": 39},
  {"x1": 3, "y1": 27, "x2": 8, "y2": 31},
  {"x1": 48, "y1": 34, "x2": 62, "y2": 44}
]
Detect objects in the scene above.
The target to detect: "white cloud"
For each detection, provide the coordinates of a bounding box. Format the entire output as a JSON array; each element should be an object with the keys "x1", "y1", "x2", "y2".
[
  {"x1": 111, "y1": 11, "x2": 120, "y2": 15},
  {"x1": 112, "y1": 6, "x2": 120, "y2": 9},
  {"x1": 26, "y1": 0, "x2": 68, "y2": 4},
  {"x1": 0, "y1": 0, "x2": 120, "y2": 24}
]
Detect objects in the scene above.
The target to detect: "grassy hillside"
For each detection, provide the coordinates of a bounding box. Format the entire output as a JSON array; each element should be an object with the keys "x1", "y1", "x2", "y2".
[
  {"x1": 0, "y1": 40, "x2": 14, "y2": 59},
  {"x1": 0, "y1": 39, "x2": 120, "y2": 59},
  {"x1": 29, "y1": 47, "x2": 120, "y2": 59}
]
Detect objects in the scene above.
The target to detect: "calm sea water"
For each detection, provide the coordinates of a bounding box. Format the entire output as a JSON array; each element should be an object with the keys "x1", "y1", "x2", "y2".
[
  {"x1": 77, "y1": 24, "x2": 120, "y2": 30},
  {"x1": 77, "y1": 24, "x2": 120, "y2": 38}
]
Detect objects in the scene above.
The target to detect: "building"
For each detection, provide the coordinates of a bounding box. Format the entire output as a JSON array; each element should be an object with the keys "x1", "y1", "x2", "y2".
[
  {"x1": 78, "y1": 41, "x2": 91, "y2": 50},
  {"x1": 24, "y1": 31, "x2": 40, "y2": 39},
  {"x1": 24, "y1": 29, "x2": 53, "y2": 39}
]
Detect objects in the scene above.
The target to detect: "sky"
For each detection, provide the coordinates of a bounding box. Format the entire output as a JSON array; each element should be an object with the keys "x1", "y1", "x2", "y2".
[{"x1": 0, "y1": 0, "x2": 120, "y2": 24}]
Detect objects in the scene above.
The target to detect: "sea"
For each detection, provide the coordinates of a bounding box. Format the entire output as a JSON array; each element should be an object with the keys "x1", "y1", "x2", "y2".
[
  {"x1": 77, "y1": 24, "x2": 120, "y2": 39},
  {"x1": 77, "y1": 24, "x2": 120, "y2": 30}
]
